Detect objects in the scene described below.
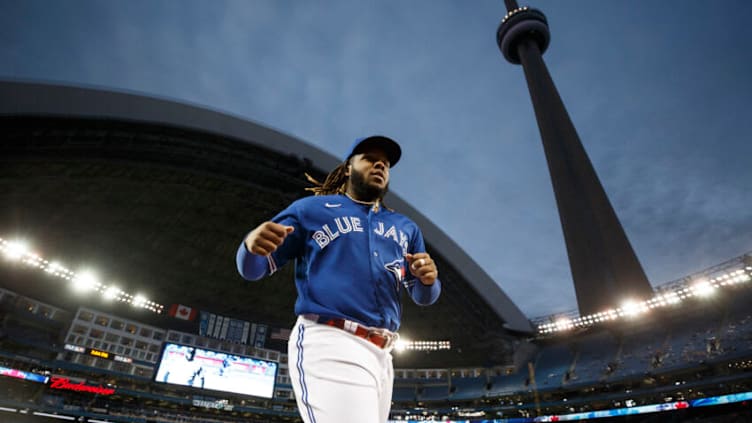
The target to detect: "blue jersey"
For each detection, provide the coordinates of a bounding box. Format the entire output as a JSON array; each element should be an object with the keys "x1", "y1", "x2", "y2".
[{"x1": 236, "y1": 194, "x2": 441, "y2": 332}]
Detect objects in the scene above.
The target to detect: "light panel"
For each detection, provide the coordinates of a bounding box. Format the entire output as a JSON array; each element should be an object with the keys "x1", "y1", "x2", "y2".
[
  {"x1": 535, "y1": 254, "x2": 752, "y2": 335},
  {"x1": 0, "y1": 236, "x2": 164, "y2": 314}
]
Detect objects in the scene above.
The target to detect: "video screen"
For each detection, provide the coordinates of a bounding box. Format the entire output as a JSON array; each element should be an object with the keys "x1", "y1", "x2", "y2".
[
  {"x1": 0, "y1": 365, "x2": 49, "y2": 384},
  {"x1": 154, "y1": 343, "x2": 277, "y2": 398}
]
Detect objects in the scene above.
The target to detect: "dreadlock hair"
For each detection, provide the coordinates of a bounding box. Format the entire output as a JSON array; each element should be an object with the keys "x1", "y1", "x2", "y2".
[
  {"x1": 305, "y1": 160, "x2": 392, "y2": 210},
  {"x1": 304, "y1": 162, "x2": 349, "y2": 196}
]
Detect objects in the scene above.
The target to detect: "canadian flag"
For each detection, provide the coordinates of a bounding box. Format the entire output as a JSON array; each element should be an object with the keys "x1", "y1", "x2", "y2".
[
  {"x1": 269, "y1": 328, "x2": 292, "y2": 341},
  {"x1": 168, "y1": 304, "x2": 197, "y2": 321}
]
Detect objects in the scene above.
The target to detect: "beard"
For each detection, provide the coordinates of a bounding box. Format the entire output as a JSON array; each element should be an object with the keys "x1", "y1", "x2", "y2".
[{"x1": 349, "y1": 167, "x2": 389, "y2": 202}]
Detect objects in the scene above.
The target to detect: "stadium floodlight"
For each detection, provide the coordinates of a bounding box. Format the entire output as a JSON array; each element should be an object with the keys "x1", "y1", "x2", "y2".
[
  {"x1": 393, "y1": 339, "x2": 451, "y2": 351},
  {"x1": 25, "y1": 252, "x2": 43, "y2": 268},
  {"x1": 1, "y1": 235, "x2": 166, "y2": 314},
  {"x1": 534, "y1": 257, "x2": 752, "y2": 338},
  {"x1": 663, "y1": 292, "x2": 681, "y2": 304},
  {"x1": 730, "y1": 270, "x2": 750, "y2": 284},
  {"x1": 3, "y1": 239, "x2": 29, "y2": 261},
  {"x1": 72, "y1": 270, "x2": 99, "y2": 292},
  {"x1": 103, "y1": 286, "x2": 121, "y2": 300},
  {"x1": 132, "y1": 295, "x2": 147, "y2": 307},
  {"x1": 394, "y1": 339, "x2": 409, "y2": 352},
  {"x1": 620, "y1": 300, "x2": 645, "y2": 317},
  {"x1": 691, "y1": 280, "x2": 715, "y2": 297},
  {"x1": 46, "y1": 261, "x2": 63, "y2": 274},
  {"x1": 555, "y1": 318, "x2": 573, "y2": 330}
]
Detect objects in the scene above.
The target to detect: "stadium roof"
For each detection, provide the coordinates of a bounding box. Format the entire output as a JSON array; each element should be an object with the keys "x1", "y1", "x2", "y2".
[{"x1": 0, "y1": 80, "x2": 532, "y2": 367}]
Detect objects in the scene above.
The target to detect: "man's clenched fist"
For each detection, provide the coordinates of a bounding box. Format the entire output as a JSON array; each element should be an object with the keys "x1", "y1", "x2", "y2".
[{"x1": 245, "y1": 221, "x2": 294, "y2": 256}]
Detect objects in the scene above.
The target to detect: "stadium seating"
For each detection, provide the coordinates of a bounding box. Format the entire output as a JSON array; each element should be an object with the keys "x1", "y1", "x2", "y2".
[
  {"x1": 417, "y1": 384, "x2": 450, "y2": 402},
  {"x1": 392, "y1": 385, "x2": 417, "y2": 402},
  {"x1": 2, "y1": 255, "x2": 752, "y2": 422},
  {"x1": 529, "y1": 342, "x2": 573, "y2": 388},
  {"x1": 448, "y1": 376, "x2": 487, "y2": 400}
]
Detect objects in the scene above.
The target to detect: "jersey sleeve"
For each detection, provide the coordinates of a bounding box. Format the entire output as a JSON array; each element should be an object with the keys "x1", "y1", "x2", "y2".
[
  {"x1": 236, "y1": 201, "x2": 304, "y2": 281},
  {"x1": 406, "y1": 225, "x2": 441, "y2": 306},
  {"x1": 266, "y1": 202, "x2": 305, "y2": 272}
]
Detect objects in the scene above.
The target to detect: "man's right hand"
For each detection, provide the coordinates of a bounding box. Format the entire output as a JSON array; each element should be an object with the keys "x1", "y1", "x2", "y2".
[{"x1": 244, "y1": 221, "x2": 295, "y2": 256}]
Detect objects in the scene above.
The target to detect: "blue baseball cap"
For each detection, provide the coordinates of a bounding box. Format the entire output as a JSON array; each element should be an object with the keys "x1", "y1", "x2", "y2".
[{"x1": 344, "y1": 135, "x2": 402, "y2": 167}]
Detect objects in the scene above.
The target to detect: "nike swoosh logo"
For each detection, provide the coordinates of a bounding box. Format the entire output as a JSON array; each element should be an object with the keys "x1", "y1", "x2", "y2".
[{"x1": 325, "y1": 203, "x2": 342, "y2": 208}]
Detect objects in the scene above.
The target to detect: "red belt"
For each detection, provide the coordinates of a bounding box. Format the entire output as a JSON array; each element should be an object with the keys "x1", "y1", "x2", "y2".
[{"x1": 304, "y1": 314, "x2": 397, "y2": 349}]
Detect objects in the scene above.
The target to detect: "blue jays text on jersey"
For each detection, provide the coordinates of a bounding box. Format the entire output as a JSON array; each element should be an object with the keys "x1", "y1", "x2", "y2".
[{"x1": 236, "y1": 194, "x2": 441, "y2": 332}]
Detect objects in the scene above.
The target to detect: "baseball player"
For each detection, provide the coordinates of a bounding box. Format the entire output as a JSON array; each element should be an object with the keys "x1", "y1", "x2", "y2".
[{"x1": 236, "y1": 135, "x2": 441, "y2": 423}]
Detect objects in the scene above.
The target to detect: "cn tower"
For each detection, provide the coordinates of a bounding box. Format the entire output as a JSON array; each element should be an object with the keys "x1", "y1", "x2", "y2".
[{"x1": 496, "y1": 1, "x2": 653, "y2": 316}]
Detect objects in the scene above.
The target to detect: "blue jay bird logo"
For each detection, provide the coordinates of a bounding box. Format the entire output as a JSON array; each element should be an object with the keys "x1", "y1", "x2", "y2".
[{"x1": 384, "y1": 258, "x2": 410, "y2": 292}]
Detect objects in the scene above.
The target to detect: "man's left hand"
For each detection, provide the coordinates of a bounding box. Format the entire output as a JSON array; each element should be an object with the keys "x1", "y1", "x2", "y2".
[{"x1": 405, "y1": 252, "x2": 438, "y2": 286}]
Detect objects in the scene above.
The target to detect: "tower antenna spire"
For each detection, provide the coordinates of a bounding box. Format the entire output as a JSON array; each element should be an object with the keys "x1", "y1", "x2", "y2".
[{"x1": 496, "y1": 4, "x2": 653, "y2": 316}]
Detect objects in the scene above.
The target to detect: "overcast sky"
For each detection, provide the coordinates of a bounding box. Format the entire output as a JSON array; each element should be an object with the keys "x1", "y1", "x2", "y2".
[{"x1": 2, "y1": 0, "x2": 751, "y2": 318}]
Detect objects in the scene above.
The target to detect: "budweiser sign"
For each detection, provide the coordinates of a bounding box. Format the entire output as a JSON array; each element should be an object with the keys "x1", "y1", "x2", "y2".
[{"x1": 49, "y1": 377, "x2": 115, "y2": 395}]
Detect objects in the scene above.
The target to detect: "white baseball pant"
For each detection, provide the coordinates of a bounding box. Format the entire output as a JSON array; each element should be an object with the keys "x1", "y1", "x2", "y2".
[{"x1": 288, "y1": 315, "x2": 394, "y2": 423}]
